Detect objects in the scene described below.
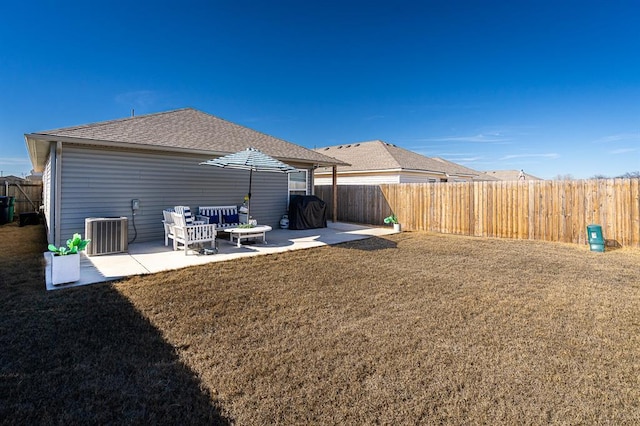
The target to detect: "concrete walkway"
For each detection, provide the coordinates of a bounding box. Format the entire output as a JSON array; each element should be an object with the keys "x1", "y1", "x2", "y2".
[{"x1": 45, "y1": 222, "x2": 397, "y2": 290}]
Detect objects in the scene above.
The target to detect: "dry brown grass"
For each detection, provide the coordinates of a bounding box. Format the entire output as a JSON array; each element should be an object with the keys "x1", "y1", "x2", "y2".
[
  {"x1": 2, "y1": 223, "x2": 639, "y2": 424},
  {"x1": 0, "y1": 223, "x2": 226, "y2": 424}
]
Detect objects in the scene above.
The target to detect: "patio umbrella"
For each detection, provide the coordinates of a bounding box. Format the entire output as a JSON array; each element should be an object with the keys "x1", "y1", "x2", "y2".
[{"x1": 200, "y1": 147, "x2": 297, "y2": 221}]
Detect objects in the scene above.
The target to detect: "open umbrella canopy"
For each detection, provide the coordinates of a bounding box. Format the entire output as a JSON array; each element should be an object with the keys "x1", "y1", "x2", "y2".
[
  {"x1": 200, "y1": 147, "x2": 298, "y2": 221},
  {"x1": 200, "y1": 147, "x2": 298, "y2": 173}
]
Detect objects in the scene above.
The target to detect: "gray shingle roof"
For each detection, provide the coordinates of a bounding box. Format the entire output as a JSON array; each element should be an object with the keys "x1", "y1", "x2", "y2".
[
  {"x1": 430, "y1": 157, "x2": 483, "y2": 177},
  {"x1": 314, "y1": 140, "x2": 481, "y2": 177},
  {"x1": 30, "y1": 108, "x2": 344, "y2": 166}
]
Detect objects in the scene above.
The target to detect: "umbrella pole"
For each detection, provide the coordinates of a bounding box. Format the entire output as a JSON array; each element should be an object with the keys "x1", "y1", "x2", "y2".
[{"x1": 247, "y1": 169, "x2": 253, "y2": 223}]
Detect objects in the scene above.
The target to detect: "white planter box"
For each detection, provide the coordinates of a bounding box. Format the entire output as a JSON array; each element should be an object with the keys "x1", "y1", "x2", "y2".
[
  {"x1": 50, "y1": 253, "x2": 80, "y2": 285},
  {"x1": 393, "y1": 223, "x2": 401, "y2": 232}
]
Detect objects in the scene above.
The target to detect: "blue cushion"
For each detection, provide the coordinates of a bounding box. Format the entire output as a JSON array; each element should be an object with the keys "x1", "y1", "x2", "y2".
[
  {"x1": 222, "y1": 213, "x2": 239, "y2": 224},
  {"x1": 208, "y1": 214, "x2": 220, "y2": 225}
]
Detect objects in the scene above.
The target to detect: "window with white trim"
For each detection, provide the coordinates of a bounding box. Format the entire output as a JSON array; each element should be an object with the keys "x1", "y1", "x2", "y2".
[{"x1": 288, "y1": 169, "x2": 308, "y2": 198}]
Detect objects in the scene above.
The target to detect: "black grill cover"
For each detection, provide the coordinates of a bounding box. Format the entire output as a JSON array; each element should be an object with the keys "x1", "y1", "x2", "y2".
[{"x1": 288, "y1": 195, "x2": 328, "y2": 230}]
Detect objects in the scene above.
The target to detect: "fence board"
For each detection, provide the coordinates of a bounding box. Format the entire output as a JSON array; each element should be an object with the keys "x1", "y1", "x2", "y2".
[
  {"x1": 315, "y1": 179, "x2": 640, "y2": 248},
  {"x1": 632, "y1": 179, "x2": 640, "y2": 245}
]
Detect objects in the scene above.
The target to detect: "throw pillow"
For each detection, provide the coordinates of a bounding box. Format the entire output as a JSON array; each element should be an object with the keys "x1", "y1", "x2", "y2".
[
  {"x1": 208, "y1": 214, "x2": 220, "y2": 225},
  {"x1": 223, "y1": 213, "x2": 239, "y2": 224},
  {"x1": 182, "y1": 207, "x2": 194, "y2": 225}
]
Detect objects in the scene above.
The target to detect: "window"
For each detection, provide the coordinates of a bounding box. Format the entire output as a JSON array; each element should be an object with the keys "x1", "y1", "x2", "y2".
[{"x1": 288, "y1": 169, "x2": 308, "y2": 198}]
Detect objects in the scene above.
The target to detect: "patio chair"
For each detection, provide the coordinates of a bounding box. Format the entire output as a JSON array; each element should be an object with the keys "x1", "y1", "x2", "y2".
[
  {"x1": 171, "y1": 210, "x2": 217, "y2": 255},
  {"x1": 162, "y1": 208, "x2": 176, "y2": 246}
]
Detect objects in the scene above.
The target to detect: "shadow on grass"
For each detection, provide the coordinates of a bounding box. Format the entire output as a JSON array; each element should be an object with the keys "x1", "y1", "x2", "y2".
[
  {"x1": 0, "y1": 224, "x2": 229, "y2": 424},
  {"x1": 336, "y1": 235, "x2": 399, "y2": 251}
]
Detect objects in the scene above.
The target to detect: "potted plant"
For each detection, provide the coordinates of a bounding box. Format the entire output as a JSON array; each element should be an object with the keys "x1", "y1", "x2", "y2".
[
  {"x1": 384, "y1": 214, "x2": 401, "y2": 232},
  {"x1": 239, "y1": 195, "x2": 249, "y2": 214},
  {"x1": 48, "y1": 233, "x2": 90, "y2": 285}
]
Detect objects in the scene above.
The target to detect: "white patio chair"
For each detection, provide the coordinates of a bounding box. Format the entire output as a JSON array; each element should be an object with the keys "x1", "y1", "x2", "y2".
[
  {"x1": 162, "y1": 208, "x2": 176, "y2": 246},
  {"x1": 171, "y1": 210, "x2": 217, "y2": 255}
]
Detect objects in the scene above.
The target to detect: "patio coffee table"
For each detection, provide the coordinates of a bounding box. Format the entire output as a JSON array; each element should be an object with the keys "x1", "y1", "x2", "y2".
[{"x1": 226, "y1": 225, "x2": 272, "y2": 247}]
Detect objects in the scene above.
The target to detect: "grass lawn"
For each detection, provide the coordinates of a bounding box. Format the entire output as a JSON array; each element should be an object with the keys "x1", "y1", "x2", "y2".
[{"x1": 1, "y1": 222, "x2": 639, "y2": 424}]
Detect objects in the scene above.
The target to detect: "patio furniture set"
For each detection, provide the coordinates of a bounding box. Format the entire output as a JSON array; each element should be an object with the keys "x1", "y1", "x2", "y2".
[{"x1": 162, "y1": 205, "x2": 272, "y2": 255}]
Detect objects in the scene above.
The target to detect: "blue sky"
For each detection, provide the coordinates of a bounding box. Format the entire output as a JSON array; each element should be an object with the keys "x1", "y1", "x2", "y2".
[{"x1": 1, "y1": 0, "x2": 639, "y2": 179}]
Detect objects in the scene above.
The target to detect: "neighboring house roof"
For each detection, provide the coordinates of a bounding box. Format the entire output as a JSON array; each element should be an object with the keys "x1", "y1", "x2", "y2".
[
  {"x1": 1, "y1": 175, "x2": 27, "y2": 183},
  {"x1": 430, "y1": 157, "x2": 483, "y2": 178},
  {"x1": 472, "y1": 173, "x2": 501, "y2": 182},
  {"x1": 25, "y1": 172, "x2": 43, "y2": 182},
  {"x1": 482, "y1": 170, "x2": 543, "y2": 181},
  {"x1": 314, "y1": 140, "x2": 480, "y2": 178},
  {"x1": 25, "y1": 108, "x2": 346, "y2": 172}
]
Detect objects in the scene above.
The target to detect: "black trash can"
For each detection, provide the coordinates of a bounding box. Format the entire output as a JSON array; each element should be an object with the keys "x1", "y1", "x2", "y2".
[
  {"x1": 0, "y1": 196, "x2": 9, "y2": 225},
  {"x1": 7, "y1": 196, "x2": 15, "y2": 223}
]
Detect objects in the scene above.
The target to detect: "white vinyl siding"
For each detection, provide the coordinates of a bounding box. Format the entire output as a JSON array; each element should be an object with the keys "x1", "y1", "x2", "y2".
[
  {"x1": 314, "y1": 173, "x2": 401, "y2": 185},
  {"x1": 315, "y1": 171, "x2": 442, "y2": 185},
  {"x1": 42, "y1": 150, "x2": 53, "y2": 242},
  {"x1": 58, "y1": 144, "x2": 289, "y2": 243},
  {"x1": 398, "y1": 175, "x2": 440, "y2": 183}
]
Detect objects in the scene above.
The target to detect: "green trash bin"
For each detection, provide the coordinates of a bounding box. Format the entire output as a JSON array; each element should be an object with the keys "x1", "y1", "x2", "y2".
[
  {"x1": 586, "y1": 224, "x2": 605, "y2": 252},
  {"x1": 0, "y1": 196, "x2": 8, "y2": 225},
  {"x1": 7, "y1": 196, "x2": 15, "y2": 222}
]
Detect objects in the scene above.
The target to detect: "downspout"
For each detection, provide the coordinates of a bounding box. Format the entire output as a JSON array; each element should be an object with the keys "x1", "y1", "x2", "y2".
[{"x1": 53, "y1": 141, "x2": 62, "y2": 247}]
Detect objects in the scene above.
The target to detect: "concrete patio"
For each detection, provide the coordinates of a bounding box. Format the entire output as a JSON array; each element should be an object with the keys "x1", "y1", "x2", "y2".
[{"x1": 45, "y1": 222, "x2": 397, "y2": 290}]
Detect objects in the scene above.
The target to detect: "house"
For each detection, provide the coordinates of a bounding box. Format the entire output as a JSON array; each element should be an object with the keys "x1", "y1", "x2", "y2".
[
  {"x1": 482, "y1": 170, "x2": 542, "y2": 181},
  {"x1": 429, "y1": 157, "x2": 499, "y2": 181},
  {"x1": 25, "y1": 171, "x2": 43, "y2": 182},
  {"x1": 1, "y1": 175, "x2": 26, "y2": 184},
  {"x1": 313, "y1": 140, "x2": 482, "y2": 185},
  {"x1": 25, "y1": 108, "x2": 345, "y2": 246}
]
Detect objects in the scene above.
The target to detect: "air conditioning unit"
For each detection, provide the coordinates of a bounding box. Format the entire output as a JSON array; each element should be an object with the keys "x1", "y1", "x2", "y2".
[{"x1": 84, "y1": 217, "x2": 128, "y2": 256}]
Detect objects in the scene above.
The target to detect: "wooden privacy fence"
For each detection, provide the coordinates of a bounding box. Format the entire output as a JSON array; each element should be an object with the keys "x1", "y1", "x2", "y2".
[
  {"x1": 1, "y1": 181, "x2": 43, "y2": 219},
  {"x1": 316, "y1": 179, "x2": 640, "y2": 248}
]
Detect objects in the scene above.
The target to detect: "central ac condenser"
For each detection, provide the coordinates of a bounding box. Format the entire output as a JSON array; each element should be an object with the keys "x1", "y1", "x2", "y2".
[{"x1": 84, "y1": 217, "x2": 128, "y2": 256}]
